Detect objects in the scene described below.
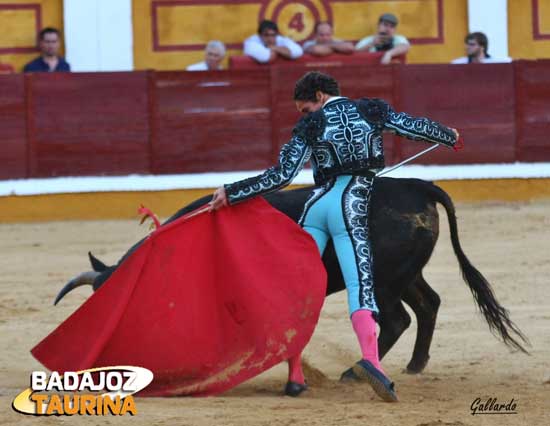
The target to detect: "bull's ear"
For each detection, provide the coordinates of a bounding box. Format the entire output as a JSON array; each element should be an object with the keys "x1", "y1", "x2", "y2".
[{"x1": 88, "y1": 251, "x2": 108, "y2": 272}]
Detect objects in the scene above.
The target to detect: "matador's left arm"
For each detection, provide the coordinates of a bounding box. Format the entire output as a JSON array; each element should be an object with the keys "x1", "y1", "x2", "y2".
[{"x1": 383, "y1": 106, "x2": 457, "y2": 148}]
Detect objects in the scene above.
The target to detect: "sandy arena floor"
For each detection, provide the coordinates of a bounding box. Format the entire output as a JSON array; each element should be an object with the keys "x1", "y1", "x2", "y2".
[{"x1": 1, "y1": 200, "x2": 549, "y2": 425}]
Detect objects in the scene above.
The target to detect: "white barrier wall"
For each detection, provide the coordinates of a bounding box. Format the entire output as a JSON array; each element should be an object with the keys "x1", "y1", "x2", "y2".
[
  {"x1": 468, "y1": 0, "x2": 509, "y2": 58},
  {"x1": 64, "y1": 0, "x2": 133, "y2": 71}
]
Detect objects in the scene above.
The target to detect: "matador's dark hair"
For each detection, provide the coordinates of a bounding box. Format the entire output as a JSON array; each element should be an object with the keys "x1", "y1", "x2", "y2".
[{"x1": 293, "y1": 71, "x2": 340, "y2": 102}]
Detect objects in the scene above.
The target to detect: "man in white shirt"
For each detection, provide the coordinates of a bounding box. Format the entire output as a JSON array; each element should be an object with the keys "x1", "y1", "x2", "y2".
[
  {"x1": 187, "y1": 41, "x2": 226, "y2": 71},
  {"x1": 303, "y1": 22, "x2": 354, "y2": 56},
  {"x1": 244, "y1": 20, "x2": 303, "y2": 63},
  {"x1": 355, "y1": 13, "x2": 410, "y2": 64},
  {"x1": 451, "y1": 32, "x2": 511, "y2": 64}
]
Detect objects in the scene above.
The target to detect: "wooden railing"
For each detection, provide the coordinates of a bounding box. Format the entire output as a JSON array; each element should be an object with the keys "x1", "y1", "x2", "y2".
[{"x1": 1, "y1": 60, "x2": 550, "y2": 179}]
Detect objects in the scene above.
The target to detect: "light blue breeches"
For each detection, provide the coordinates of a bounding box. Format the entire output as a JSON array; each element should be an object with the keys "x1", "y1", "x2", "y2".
[{"x1": 299, "y1": 175, "x2": 378, "y2": 317}]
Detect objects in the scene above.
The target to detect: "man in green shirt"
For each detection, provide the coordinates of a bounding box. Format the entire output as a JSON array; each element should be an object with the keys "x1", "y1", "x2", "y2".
[{"x1": 355, "y1": 13, "x2": 410, "y2": 64}]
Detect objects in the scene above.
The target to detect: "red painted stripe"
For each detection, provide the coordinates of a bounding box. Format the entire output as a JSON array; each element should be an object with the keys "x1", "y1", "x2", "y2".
[{"x1": 532, "y1": 0, "x2": 550, "y2": 40}]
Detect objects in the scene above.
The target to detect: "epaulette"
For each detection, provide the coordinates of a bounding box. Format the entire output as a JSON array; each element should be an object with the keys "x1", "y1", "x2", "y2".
[
  {"x1": 292, "y1": 109, "x2": 326, "y2": 143},
  {"x1": 356, "y1": 98, "x2": 390, "y2": 128}
]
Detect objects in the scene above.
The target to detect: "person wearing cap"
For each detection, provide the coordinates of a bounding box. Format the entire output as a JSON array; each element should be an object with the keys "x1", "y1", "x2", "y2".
[
  {"x1": 244, "y1": 20, "x2": 303, "y2": 63},
  {"x1": 355, "y1": 13, "x2": 410, "y2": 64}
]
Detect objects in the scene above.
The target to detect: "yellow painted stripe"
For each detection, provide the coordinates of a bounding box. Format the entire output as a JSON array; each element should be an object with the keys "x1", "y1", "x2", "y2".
[
  {"x1": 1, "y1": 179, "x2": 549, "y2": 223},
  {"x1": 0, "y1": 189, "x2": 213, "y2": 222},
  {"x1": 156, "y1": 4, "x2": 261, "y2": 46},
  {"x1": 435, "y1": 179, "x2": 550, "y2": 202},
  {"x1": 0, "y1": 9, "x2": 36, "y2": 48}
]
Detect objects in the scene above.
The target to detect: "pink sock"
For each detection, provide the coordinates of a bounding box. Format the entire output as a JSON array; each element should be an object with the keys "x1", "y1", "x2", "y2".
[
  {"x1": 351, "y1": 309, "x2": 384, "y2": 373},
  {"x1": 287, "y1": 353, "x2": 305, "y2": 384}
]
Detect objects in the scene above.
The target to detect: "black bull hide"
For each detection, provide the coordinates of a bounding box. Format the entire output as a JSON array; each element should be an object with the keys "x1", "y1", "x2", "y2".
[{"x1": 58, "y1": 177, "x2": 528, "y2": 373}]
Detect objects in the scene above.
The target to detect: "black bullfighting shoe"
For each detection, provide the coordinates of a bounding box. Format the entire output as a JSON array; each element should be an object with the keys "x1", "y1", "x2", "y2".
[
  {"x1": 339, "y1": 366, "x2": 360, "y2": 382},
  {"x1": 350, "y1": 360, "x2": 398, "y2": 402},
  {"x1": 284, "y1": 381, "x2": 308, "y2": 397}
]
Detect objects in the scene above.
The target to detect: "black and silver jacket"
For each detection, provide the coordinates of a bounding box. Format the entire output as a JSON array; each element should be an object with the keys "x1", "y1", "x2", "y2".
[{"x1": 225, "y1": 97, "x2": 456, "y2": 205}]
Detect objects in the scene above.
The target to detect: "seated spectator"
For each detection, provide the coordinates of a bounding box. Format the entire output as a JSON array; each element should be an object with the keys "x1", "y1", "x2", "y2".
[
  {"x1": 187, "y1": 41, "x2": 226, "y2": 71},
  {"x1": 0, "y1": 62, "x2": 14, "y2": 74},
  {"x1": 451, "y1": 32, "x2": 511, "y2": 64},
  {"x1": 23, "y1": 27, "x2": 70, "y2": 73},
  {"x1": 244, "y1": 20, "x2": 303, "y2": 63},
  {"x1": 303, "y1": 22, "x2": 354, "y2": 56},
  {"x1": 355, "y1": 13, "x2": 410, "y2": 64}
]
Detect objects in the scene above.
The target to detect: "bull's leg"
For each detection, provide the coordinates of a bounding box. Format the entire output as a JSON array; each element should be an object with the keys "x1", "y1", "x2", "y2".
[
  {"x1": 377, "y1": 301, "x2": 412, "y2": 360},
  {"x1": 401, "y1": 274, "x2": 441, "y2": 374},
  {"x1": 285, "y1": 353, "x2": 308, "y2": 397}
]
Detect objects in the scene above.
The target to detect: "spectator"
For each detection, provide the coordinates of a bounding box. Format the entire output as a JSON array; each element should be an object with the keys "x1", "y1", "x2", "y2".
[
  {"x1": 244, "y1": 20, "x2": 303, "y2": 63},
  {"x1": 23, "y1": 27, "x2": 70, "y2": 73},
  {"x1": 303, "y1": 22, "x2": 354, "y2": 56},
  {"x1": 451, "y1": 32, "x2": 511, "y2": 64},
  {"x1": 355, "y1": 13, "x2": 410, "y2": 64},
  {"x1": 187, "y1": 41, "x2": 226, "y2": 71}
]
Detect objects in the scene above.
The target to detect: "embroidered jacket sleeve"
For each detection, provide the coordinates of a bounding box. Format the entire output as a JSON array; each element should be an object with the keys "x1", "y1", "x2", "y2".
[
  {"x1": 224, "y1": 122, "x2": 312, "y2": 205},
  {"x1": 383, "y1": 104, "x2": 457, "y2": 147}
]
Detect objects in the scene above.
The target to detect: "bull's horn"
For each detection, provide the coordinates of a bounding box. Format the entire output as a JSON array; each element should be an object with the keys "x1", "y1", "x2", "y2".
[
  {"x1": 54, "y1": 271, "x2": 100, "y2": 305},
  {"x1": 88, "y1": 251, "x2": 108, "y2": 272}
]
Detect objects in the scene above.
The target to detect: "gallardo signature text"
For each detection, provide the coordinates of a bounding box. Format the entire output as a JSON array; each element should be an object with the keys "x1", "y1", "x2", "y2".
[{"x1": 470, "y1": 397, "x2": 517, "y2": 415}]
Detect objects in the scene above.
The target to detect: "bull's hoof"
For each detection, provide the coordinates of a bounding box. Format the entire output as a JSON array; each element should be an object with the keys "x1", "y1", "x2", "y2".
[
  {"x1": 350, "y1": 360, "x2": 398, "y2": 402},
  {"x1": 284, "y1": 381, "x2": 308, "y2": 397},
  {"x1": 405, "y1": 356, "x2": 429, "y2": 374}
]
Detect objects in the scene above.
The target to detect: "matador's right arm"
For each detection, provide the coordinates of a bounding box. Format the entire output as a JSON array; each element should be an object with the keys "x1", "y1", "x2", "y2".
[{"x1": 223, "y1": 116, "x2": 315, "y2": 205}]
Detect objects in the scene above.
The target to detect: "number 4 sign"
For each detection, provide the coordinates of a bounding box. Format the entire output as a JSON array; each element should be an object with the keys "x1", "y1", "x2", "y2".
[{"x1": 259, "y1": 0, "x2": 333, "y2": 42}]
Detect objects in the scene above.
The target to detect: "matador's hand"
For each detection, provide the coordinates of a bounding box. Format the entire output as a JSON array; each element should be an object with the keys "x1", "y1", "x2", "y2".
[
  {"x1": 209, "y1": 187, "x2": 228, "y2": 211},
  {"x1": 451, "y1": 128, "x2": 464, "y2": 151}
]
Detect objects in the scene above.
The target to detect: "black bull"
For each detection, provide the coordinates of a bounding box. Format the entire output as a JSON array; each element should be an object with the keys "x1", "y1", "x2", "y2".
[{"x1": 56, "y1": 177, "x2": 528, "y2": 373}]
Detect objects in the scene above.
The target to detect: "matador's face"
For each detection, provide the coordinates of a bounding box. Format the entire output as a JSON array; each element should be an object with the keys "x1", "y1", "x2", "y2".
[
  {"x1": 295, "y1": 91, "x2": 332, "y2": 115},
  {"x1": 295, "y1": 100, "x2": 322, "y2": 115}
]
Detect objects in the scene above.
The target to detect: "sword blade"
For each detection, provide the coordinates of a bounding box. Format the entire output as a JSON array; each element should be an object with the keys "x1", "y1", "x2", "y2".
[{"x1": 376, "y1": 144, "x2": 440, "y2": 177}]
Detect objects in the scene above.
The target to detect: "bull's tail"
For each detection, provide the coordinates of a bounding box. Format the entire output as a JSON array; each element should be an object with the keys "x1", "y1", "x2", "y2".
[
  {"x1": 53, "y1": 271, "x2": 100, "y2": 305},
  {"x1": 424, "y1": 181, "x2": 530, "y2": 354}
]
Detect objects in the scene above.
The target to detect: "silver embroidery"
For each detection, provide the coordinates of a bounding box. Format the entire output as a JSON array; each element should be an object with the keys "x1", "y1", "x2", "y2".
[
  {"x1": 225, "y1": 135, "x2": 311, "y2": 204},
  {"x1": 342, "y1": 176, "x2": 378, "y2": 313}
]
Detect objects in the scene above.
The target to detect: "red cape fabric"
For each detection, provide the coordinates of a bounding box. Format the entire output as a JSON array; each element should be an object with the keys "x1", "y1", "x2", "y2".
[{"x1": 32, "y1": 197, "x2": 326, "y2": 396}]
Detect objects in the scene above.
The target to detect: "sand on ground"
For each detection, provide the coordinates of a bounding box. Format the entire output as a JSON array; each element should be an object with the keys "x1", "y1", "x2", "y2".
[{"x1": 1, "y1": 200, "x2": 549, "y2": 426}]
